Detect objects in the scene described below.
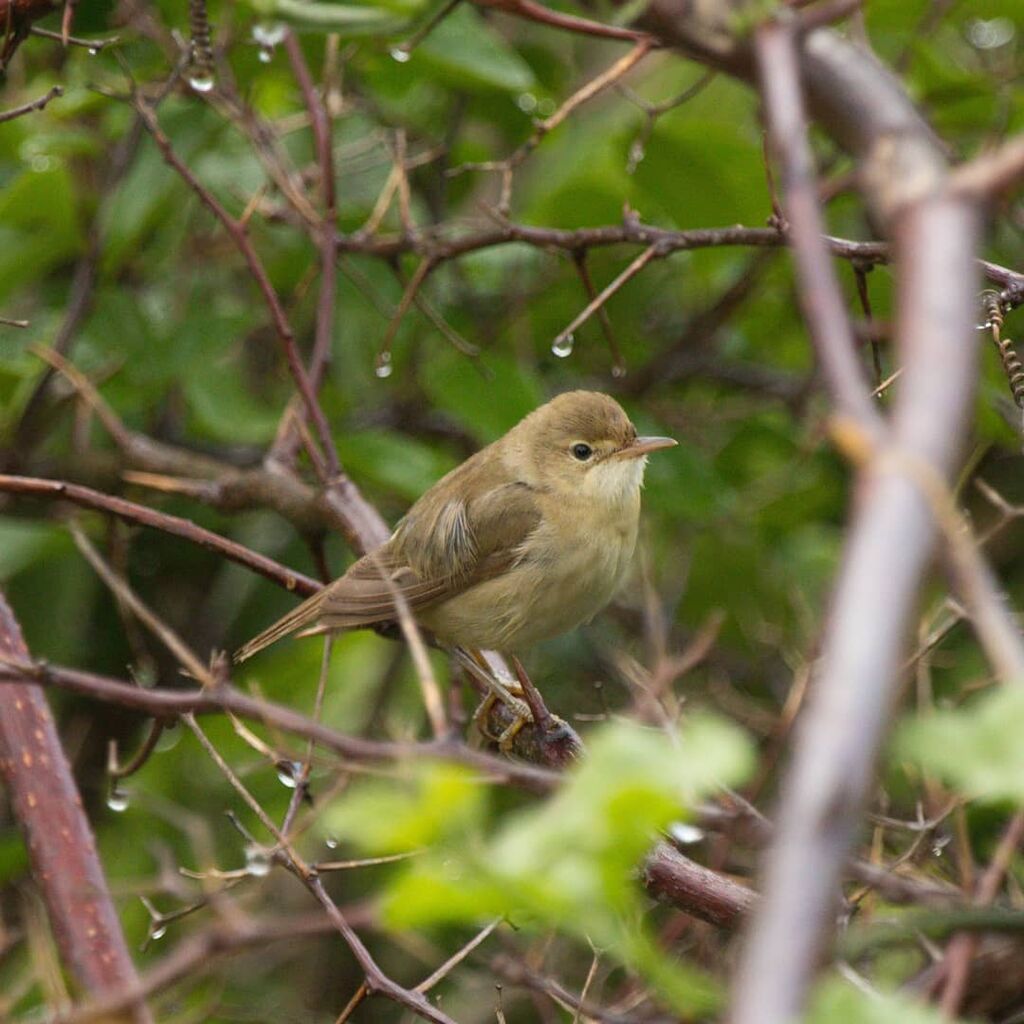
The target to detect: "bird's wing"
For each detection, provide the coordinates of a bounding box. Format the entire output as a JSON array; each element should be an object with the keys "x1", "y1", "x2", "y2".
[{"x1": 234, "y1": 476, "x2": 542, "y2": 663}]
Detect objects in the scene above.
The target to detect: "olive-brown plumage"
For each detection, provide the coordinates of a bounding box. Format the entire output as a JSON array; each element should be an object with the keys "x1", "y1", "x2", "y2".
[{"x1": 234, "y1": 391, "x2": 675, "y2": 663}]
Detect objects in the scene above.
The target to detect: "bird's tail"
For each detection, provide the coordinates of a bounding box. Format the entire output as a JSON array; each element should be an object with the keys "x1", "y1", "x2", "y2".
[{"x1": 234, "y1": 588, "x2": 330, "y2": 664}]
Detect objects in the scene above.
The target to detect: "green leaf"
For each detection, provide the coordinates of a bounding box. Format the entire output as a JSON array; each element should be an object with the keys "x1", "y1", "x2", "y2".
[
  {"x1": 896, "y1": 686, "x2": 1024, "y2": 803},
  {"x1": 806, "y1": 976, "x2": 975, "y2": 1024},
  {"x1": 337, "y1": 429, "x2": 457, "y2": 501},
  {"x1": 420, "y1": 349, "x2": 544, "y2": 444},
  {"x1": 0, "y1": 519, "x2": 71, "y2": 581},
  {"x1": 346, "y1": 716, "x2": 752, "y2": 1013},
  {"x1": 0, "y1": 166, "x2": 82, "y2": 302},
  {"x1": 253, "y1": 0, "x2": 408, "y2": 32},
  {"x1": 320, "y1": 762, "x2": 486, "y2": 853},
  {"x1": 413, "y1": 7, "x2": 535, "y2": 92},
  {"x1": 185, "y1": 373, "x2": 282, "y2": 445}
]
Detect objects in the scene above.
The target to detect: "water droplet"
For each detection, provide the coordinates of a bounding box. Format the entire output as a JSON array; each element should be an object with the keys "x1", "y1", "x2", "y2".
[
  {"x1": 669, "y1": 821, "x2": 705, "y2": 845},
  {"x1": 627, "y1": 139, "x2": 646, "y2": 173},
  {"x1": 258, "y1": 46, "x2": 273, "y2": 63},
  {"x1": 516, "y1": 92, "x2": 537, "y2": 114},
  {"x1": 276, "y1": 760, "x2": 302, "y2": 789},
  {"x1": 252, "y1": 21, "x2": 287, "y2": 47},
  {"x1": 106, "y1": 785, "x2": 129, "y2": 813},
  {"x1": 389, "y1": 47, "x2": 411, "y2": 63},
  {"x1": 325, "y1": 835, "x2": 339, "y2": 850},
  {"x1": 245, "y1": 844, "x2": 272, "y2": 877},
  {"x1": 150, "y1": 924, "x2": 167, "y2": 941},
  {"x1": 611, "y1": 362, "x2": 627, "y2": 379},
  {"x1": 374, "y1": 351, "x2": 393, "y2": 378},
  {"x1": 187, "y1": 71, "x2": 215, "y2": 93},
  {"x1": 967, "y1": 16, "x2": 1014, "y2": 49},
  {"x1": 87, "y1": 46, "x2": 99, "y2": 56},
  {"x1": 551, "y1": 333, "x2": 575, "y2": 358}
]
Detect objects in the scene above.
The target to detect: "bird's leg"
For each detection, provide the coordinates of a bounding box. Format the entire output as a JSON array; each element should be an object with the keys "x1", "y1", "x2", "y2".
[
  {"x1": 459, "y1": 649, "x2": 533, "y2": 747},
  {"x1": 459, "y1": 649, "x2": 582, "y2": 766}
]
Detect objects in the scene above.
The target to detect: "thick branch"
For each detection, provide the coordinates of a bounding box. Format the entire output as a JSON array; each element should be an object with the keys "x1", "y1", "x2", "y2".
[{"x1": 0, "y1": 592, "x2": 151, "y2": 1023}]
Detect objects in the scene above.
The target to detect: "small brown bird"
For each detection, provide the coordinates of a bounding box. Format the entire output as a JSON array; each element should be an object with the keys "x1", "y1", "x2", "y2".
[{"x1": 235, "y1": 391, "x2": 675, "y2": 664}]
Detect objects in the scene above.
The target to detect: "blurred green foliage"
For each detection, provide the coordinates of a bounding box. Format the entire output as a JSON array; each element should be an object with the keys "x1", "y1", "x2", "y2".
[
  {"x1": 326, "y1": 717, "x2": 752, "y2": 1011},
  {"x1": 0, "y1": 0, "x2": 1022, "y2": 1019}
]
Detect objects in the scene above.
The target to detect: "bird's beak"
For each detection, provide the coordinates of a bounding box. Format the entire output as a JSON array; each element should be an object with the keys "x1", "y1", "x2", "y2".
[{"x1": 617, "y1": 435, "x2": 678, "y2": 459}]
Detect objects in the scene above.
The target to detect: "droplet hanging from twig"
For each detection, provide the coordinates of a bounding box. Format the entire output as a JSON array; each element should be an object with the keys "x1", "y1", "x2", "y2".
[{"x1": 187, "y1": 0, "x2": 216, "y2": 93}]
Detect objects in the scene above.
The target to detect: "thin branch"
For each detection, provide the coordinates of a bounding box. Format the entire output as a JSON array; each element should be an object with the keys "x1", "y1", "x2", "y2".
[
  {"x1": 0, "y1": 656, "x2": 560, "y2": 791},
  {"x1": 950, "y1": 134, "x2": 1024, "y2": 201},
  {"x1": 0, "y1": 474, "x2": 320, "y2": 597},
  {"x1": 551, "y1": 244, "x2": 661, "y2": 353},
  {"x1": 756, "y1": 19, "x2": 881, "y2": 434},
  {"x1": 50, "y1": 910, "x2": 371, "y2": 1024},
  {"x1": 471, "y1": 0, "x2": 652, "y2": 43},
  {"x1": 129, "y1": 90, "x2": 341, "y2": 483},
  {"x1": 0, "y1": 83, "x2": 61, "y2": 123},
  {"x1": 938, "y1": 810, "x2": 1024, "y2": 1014}
]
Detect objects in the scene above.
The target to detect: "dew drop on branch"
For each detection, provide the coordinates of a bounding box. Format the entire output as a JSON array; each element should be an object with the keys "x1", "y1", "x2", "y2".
[
  {"x1": 374, "y1": 351, "x2": 394, "y2": 378},
  {"x1": 106, "y1": 785, "x2": 129, "y2": 812},
  {"x1": 551, "y1": 333, "x2": 575, "y2": 358},
  {"x1": 245, "y1": 844, "x2": 272, "y2": 877},
  {"x1": 187, "y1": 71, "x2": 215, "y2": 93}
]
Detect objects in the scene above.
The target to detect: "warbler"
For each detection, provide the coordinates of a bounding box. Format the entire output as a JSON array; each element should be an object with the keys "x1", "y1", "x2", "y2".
[{"x1": 235, "y1": 391, "x2": 675, "y2": 663}]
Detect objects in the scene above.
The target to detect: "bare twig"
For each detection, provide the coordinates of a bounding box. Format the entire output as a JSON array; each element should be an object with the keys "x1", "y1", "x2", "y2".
[
  {"x1": 756, "y1": 20, "x2": 881, "y2": 434},
  {"x1": 0, "y1": 474, "x2": 321, "y2": 597},
  {"x1": 0, "y1": 83, "x2": 61, "y2": 123},
  {"x1": 0, "y1": 655, "x2": 560, "y2": 791},
  {"x1": 938, "y1": 810, "x2": 1024, "y2": 1015},
  {"x1": 552, "y1": 244, "x2": 661, "y2": 354}
]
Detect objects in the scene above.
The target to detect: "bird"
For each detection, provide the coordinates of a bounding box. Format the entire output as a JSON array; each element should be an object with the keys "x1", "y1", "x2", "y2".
[{"x1": 234, "y1": 391, "x2": 675, "y2": 680}]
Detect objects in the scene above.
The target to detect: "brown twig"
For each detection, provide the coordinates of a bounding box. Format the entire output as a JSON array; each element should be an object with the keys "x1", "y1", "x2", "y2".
[
  {"x1": 129, "y1": 89, "x2": 342, "y2": 485},
  {"x1": 572, "y1": 251, "x2": 626, "y2": 377},
  {"x1": 950, "y1": 134, "x2": 1024, "y2": 202},
  {"x1": 551, "y1": 244, "x2": 662, "y2": 354},
  {"x1": 0, "y1": 82, "x2": 61, "y2": 123},
  {"x1": 937, "y1": 810, "x2": 1024, "y2": 1015},
  {"x1": 471, "y1": 0, "x2": 651, "y2": 43},
  {"x1": 756, "y1": 19, "x2": 881, "y2": 434},
  {"x1": 0, "y1": 655, "x2": 559, "y2": 791},
  {"x1": 0, "y1": 474, "x2": 321, "y2": 597},
  {"x1": 271, "y1": 31, "x2": 340, "y2": 467},
  {"x1": 50, "y1": 910, "x2": 374, "y2": 1024}
]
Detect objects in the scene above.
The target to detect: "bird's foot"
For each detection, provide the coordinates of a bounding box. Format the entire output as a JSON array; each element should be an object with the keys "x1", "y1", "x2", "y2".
[{"x1": 471, "y1": 689, "x2": 534, "y2": 751}]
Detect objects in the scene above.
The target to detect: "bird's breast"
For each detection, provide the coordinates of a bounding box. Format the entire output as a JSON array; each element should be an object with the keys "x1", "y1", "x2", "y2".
[{"x1": 421, "y1": 491, "x2": 640, "y2": 652}]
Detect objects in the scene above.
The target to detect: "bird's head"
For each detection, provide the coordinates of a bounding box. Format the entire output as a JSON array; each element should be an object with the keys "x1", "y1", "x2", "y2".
[{"x1": 515, "y1": 391, "x2": 676, "y2": 504}]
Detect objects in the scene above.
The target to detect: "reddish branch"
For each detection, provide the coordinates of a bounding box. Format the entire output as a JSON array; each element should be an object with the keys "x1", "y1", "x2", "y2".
[
  {"x1": 0, "y1": 591, "x2": 151, "y2": 1024},
  {"x1": 643, "y1": 844, "x2": 756, "y2": 929}
]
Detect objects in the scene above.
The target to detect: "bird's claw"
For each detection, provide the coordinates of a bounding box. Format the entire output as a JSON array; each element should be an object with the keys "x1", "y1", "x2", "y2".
[{"x1": 472, "y1": 689, "x2": 534, "y2": 749}]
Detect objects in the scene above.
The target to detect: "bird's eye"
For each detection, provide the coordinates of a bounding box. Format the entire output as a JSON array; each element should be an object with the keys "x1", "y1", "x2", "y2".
[{"x1": 570, "y1": 443, "x2": 593, "y2": 461}]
